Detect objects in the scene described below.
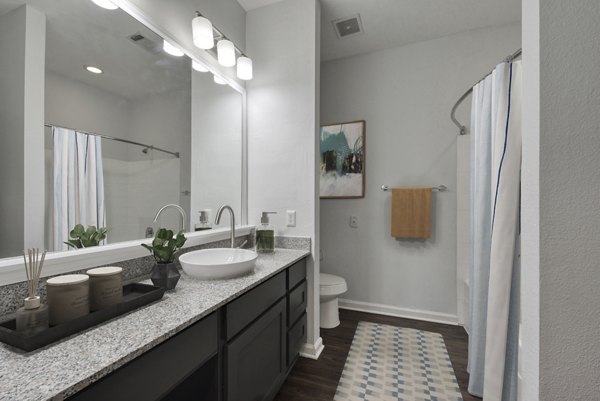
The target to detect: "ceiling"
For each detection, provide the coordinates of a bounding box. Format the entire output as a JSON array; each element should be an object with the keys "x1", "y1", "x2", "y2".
[
  {"x1": 237, "y1": 0, "x2": 521, "y2": 62},
  {"x1": 2, "y1": 0, "x2": 190, "y2": 100}
]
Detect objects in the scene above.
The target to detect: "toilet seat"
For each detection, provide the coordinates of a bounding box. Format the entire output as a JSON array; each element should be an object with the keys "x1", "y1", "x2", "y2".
[{"x1": 320, "y1": 273, "x2": 347, "y2": 296}]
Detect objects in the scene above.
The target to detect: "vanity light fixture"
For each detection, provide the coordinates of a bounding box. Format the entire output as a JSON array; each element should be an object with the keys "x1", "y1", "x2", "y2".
[
  {"x1": 84, "y1": 65, "x2": 104, "y2": 74},
  {"x1": 236, "y1": 56, "x2": 253, "y2": 80},
  {"x1": 217, "y1": 39, "x2": 236, "y2": 67},
  {"x1": 213, "y1": 75, "x2": 226, "y2": 85},
  {"x1": 90, "y1": 0, "x2": 118, "y2": 10},
  {"x1": 192, "y1": 11, "x2": 253, "y2": 80},
  {"x1": 192, "y1": 60, "x2": 209, "y2": 73},
  {"x1": 163, "y1": 40, "x2": 184, "y2": 57},
  {"x1": 192, "y1": 13, "x2": 214, "y2": 50}
]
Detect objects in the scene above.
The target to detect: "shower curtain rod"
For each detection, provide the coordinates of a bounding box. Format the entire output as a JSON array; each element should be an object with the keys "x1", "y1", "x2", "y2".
[
  {"x1": 450, "y1": 48, "x2": 522, "y2": 135},
  {"x1": 44, "y1": 123, "x2": 180, "y2": 158}
]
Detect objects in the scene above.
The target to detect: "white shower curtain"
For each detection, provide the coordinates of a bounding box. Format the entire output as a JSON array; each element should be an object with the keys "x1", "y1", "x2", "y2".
[
  {"x1": 53, "y1": 127, "x2": 106, "y2": 251},
  {"x1": 467, "y1": 61, "x2": 521, "y2": 401}
]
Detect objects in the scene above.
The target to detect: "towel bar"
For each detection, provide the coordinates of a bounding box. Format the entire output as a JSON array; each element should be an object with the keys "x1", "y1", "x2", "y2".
[{"x1": 381, "y1": 185, "x2": 447, "y2": 192}]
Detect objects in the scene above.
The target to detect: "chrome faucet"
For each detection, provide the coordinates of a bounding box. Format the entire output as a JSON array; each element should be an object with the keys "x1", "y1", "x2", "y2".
[
  {"x1": 215, "y1": 205, "x2": 235, "y2": 248},
  {"x1": 153, "y1": 204, "x2": 186, "y2": 233}
]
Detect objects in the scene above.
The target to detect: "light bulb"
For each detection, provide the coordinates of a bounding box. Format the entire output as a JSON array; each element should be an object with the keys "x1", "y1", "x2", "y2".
[
  {"x1": 192, "y1": 60, "x2": 209, "y2": 72},
  {"x1": 163, "y1": 40, "x2": 184, "y2": 57},
  {"x1": 236, "y1": 56, "x2": 253, "y2": 80},
  {"x1": 91, "y1": 0, "x2": 118, "y2": 10},
  {"x1": 192, "y1": 16, "x2": 214, "y2": 50},
  {"x1": 213, "y1": 75, "x2": 226, "y2": 85},
  {"x1": 217, "y1": 39, "x2": 236, "y2": 67},
  {"x1": 84, "y1": 65, "x2": 104, "y2": 74}
]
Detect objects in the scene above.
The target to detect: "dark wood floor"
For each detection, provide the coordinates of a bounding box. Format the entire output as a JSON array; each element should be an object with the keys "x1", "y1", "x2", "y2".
[{"x1": 275, "y1": 309, "x2": 480, "y2": 401}]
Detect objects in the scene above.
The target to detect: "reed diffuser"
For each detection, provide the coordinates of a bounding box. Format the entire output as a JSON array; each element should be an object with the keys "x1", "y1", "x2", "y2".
[{"x1": 16, "y1": 248, "x2": 49, "y2": 335}]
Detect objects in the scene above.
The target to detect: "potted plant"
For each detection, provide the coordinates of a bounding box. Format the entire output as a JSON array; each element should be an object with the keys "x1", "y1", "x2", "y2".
[
  {"x1": 65, "y1": 224, "x2": 109, "y2": 249},
  {"x1": 141, "y1": 228, "x2": 187, "y2": 290}
]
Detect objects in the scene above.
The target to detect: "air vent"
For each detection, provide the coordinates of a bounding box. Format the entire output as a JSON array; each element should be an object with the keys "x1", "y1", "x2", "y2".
[
  {"x1": 128, "y1": 32, "x2": 162, "y2": 55},
  {"x1": 332, "y1": 14, "x2": 363, "y2": 39}
]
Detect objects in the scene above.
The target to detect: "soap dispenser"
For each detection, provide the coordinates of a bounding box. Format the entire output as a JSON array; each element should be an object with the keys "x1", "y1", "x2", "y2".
[
  {"x1": 256, "y1": 212, "x2": 276, "y2": 253},
  {"x1": 195, "y1": 210, "x2": 212, "y2": 231}
]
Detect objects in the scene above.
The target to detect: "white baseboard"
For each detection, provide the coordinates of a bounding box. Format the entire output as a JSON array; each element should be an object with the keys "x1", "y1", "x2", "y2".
[
  {"x1": 300, "y1": 336, "x2": 324, "y2": 360},
  {"x1": 338, "y1": 298, "x2": 459, "y2": 326}
]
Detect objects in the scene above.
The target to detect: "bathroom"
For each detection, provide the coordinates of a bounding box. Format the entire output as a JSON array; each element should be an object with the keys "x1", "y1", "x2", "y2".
[{"x1": 0, "y1": 0, "x2": 597, "y2": 400}]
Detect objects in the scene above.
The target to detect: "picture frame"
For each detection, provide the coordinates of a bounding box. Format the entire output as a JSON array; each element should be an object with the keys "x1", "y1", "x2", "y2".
[{"x1": 319, "y1": 120, "x2": 365, "y2": 199}]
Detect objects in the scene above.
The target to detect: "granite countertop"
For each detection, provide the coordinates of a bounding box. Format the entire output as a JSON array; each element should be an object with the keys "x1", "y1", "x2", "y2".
[{"x1": 0, "y1": 248, "x2": 310, "y2": 401}]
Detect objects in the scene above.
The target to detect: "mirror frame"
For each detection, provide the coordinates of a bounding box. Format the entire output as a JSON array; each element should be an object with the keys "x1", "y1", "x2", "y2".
[{"x1": 0, "y1": 0, "x2": 249, "y2": 285}]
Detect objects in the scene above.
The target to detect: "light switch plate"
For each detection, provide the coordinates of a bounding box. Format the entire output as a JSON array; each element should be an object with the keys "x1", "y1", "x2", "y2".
[
  {"x1": 350, "y1": 215, "x2": 358, "y2": 228},
  {"x1": 286, "y1": 210, "x2": 296, "y2": 227}
]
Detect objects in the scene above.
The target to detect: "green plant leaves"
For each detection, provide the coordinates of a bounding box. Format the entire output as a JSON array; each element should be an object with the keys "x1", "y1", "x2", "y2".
[
  {"x1": 65, "y1": 224, "x2": 109, "y2": 248},
  {"x1": 141, "y1": 228, "x2": 187, "y2": 263}
]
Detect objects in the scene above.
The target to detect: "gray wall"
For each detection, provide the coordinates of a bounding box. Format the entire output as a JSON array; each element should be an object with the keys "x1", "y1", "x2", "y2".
[
  {"x1": 538, "y1": 1, "x2": 600, "y2": 399},
  {"x1": 0, "y1": 5, "x2": 45, "y2": 258},
  {"x1": 246, "y1": 0, "x2": 321, "y2": 355},
  {"x1": 320, "y1": 24, "x2": 521, "y2": 321}
]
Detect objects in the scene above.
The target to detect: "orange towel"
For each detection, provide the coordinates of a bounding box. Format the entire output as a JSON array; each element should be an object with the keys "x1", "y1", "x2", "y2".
[{"x1": 391, "y1": 188, "x2": 432, "y2": 239}]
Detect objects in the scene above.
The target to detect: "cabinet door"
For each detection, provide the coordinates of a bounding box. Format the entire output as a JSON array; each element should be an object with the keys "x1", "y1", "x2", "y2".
[{"x1": 225, "y1": 299, "x2": 286, "y2": 401}]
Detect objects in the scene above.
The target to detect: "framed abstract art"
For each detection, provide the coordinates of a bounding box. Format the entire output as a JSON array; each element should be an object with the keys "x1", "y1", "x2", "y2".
[{"x1": 319, "y1": 120, "x2": 365, "y2": 199}]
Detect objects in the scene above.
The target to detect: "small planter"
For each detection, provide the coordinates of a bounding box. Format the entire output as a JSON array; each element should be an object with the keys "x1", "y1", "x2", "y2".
[{"x1": 150, "y1": 262, "x2": 180, "y2": 290}]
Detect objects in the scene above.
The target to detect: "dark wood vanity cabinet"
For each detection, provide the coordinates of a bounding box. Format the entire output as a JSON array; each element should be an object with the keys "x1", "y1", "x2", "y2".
[
  {"x1": 67, "y1": 257, "x2": 308, "y2": 401},
  {"x1": 223, "y1": 257, "x2": 307, "y2": 401}
]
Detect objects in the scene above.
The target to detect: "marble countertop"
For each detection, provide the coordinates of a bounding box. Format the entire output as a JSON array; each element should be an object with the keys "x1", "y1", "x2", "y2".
[{"x1": 0, "y1": 249, "x2": 310, "y2": 401}]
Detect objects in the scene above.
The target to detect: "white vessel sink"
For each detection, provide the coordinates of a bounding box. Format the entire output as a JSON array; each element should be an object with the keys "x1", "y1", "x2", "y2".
[{"x1": 179, "y1": 248, "x2": 258, "y2": 280}]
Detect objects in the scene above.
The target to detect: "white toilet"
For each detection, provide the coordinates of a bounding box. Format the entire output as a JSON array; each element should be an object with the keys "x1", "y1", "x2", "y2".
[{"x1": 319, "y1": 273, "x2": 348, "y2": 329}]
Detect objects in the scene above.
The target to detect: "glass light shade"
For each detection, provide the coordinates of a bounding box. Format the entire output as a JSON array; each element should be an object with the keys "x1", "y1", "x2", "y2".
[
  {"x1": 236, "y1": 56, "x2": 253, "y2": 80},
  {"x1": 192, "y1": 16, "x2": 214, "y2": 49},
  {"x1": 192, "y1": 60, "x2": 209, "y2": 72},
  {"x1": 213, "y1": 75, "x2": 226, "y2": 85},
  {"x1": 91, "y1": 0, "x2": 118, "y2": 10},
  {"x1": 163, "y1": 40, "x2": 184, "y2": 57},
  {"x1": 217, "y1": 39, "x2": 236, "y2": 67}
]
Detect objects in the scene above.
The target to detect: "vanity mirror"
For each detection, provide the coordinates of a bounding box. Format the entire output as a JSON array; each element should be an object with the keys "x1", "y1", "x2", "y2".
[{"x1": 0, "y1": 0, "x2": 245, "y2": 260}]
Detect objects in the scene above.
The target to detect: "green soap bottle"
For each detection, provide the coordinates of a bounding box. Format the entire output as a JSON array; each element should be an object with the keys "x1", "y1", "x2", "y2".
[{"x1": 256, "y1": 212, "x2": 276, "y2": 253}]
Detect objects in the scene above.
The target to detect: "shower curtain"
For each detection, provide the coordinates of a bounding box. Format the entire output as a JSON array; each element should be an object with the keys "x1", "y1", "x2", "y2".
[
  {"x1": 467, "y1": 61, "x2": 522, "y2": 401},
  {"x1": 53, "y1": 127, "x2": 106, "y2": 251}
]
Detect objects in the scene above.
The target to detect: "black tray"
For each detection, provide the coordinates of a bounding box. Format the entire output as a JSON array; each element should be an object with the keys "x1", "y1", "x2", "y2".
[{"x1": 0, "y1": 283, "x2": 165, "y2": 352}]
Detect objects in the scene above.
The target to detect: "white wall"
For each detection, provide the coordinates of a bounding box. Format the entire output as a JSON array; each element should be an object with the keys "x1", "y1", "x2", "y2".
[
  {"x1": 0, "y1": 5, "x2": 45, "y2": 258},
  {"x1": 246, "y1": 0, "x2": 322, "y2": 357},
  {"x1": 0, "y1": 6, "x2": 27, "y2": 258},
  {"x1": 519, "y1": 0, "x2": 539, "y2": 400},
  {"x1": 538, "y1": 1, "x2": 600, "y2": 399},
  {"x1": 191, "y1": 71, "x2": 243, "y2": 229},
  {"x1": 320, "y1": 24, "x2": 521, "y2": 323}
]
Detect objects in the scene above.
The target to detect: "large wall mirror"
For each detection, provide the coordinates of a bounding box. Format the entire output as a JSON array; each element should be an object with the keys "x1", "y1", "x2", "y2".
[{"x1": 0, "y1": 0, "x2": 245, "y2": 260}]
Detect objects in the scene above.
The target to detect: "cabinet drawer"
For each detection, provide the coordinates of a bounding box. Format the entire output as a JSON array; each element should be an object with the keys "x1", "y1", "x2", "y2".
[
  {"x1": 287, "y1": 258, "x2": 307, "y2": 290},
  {"x1": 287, "y1": 312, "x2": 307, "y2": 366},
  {"x1": 68, "y1": 312, "x2": 218, "y2": 401},
  {"x1": 226, "y1": 298, "x2": 287, "y2": 401},
  {"x1": 287, "y1": 280, "x2": 307, "y2": 326},
  {"x1": 226, "y1": 271, "x2": 286, "y2": 340}
]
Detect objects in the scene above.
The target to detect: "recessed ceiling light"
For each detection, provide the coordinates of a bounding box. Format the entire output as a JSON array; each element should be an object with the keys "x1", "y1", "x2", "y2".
[
  {"x1": 163, "y1": 40, "x2": 184, "y2": 57},
  {"x1": 91, "y1": 0, "x2": 118, "y2": 10},
  {"x1": 84, "y1": 65, "x2": 104, "y2": 74}
]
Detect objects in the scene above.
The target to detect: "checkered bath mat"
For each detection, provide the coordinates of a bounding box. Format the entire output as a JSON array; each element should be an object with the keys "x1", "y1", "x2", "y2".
[{"x1": 334, "y1": 321, "x2": 464, "y2": 401}]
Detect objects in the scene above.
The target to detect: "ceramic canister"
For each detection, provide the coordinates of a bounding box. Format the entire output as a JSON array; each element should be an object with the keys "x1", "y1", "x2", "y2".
[
  {"x1": 86, "y1": 266, "x2": 123, "y2": 311},
  {"x1": 46, "y1": 274, "x2": 90, "y2": 326}
]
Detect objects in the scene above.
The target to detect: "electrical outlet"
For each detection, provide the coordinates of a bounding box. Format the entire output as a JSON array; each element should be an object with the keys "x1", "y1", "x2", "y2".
[
  {"x1": 286, "y1": 210, "x2": 296, "y2": 227},
  {"x1": 350, "y1": 215, "x2": 359, "y2": 228}
]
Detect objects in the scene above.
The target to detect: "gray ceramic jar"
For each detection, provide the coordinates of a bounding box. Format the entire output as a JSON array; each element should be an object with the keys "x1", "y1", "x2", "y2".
[
  {"x1": 87, "y1": 266, "x2": 123, "y2": 311},
  {"x1": 46, "y1": 274, "x2": 90, "y2": 326}
]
